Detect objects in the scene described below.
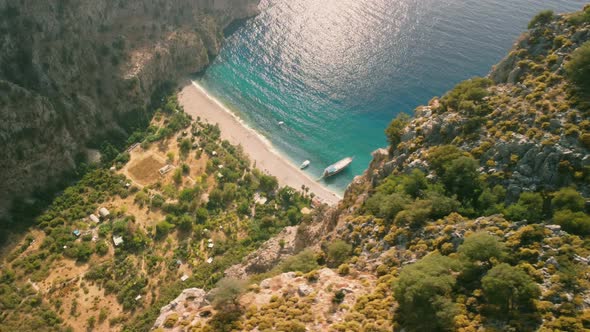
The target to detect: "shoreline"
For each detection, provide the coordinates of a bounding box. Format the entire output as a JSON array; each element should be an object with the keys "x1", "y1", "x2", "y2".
[{"x1": 178, "y1": 80, "x2": 342, "y2": 206}]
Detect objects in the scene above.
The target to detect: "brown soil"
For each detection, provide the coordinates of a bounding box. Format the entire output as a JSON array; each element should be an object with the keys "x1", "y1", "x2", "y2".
[{"x1": 127, "y1": 154, "x2": 166, "y2": 186}]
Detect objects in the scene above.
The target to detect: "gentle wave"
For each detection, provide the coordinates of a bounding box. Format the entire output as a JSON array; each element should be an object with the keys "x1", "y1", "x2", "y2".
[{"x1": 200, "y1": 0, "x2": 583, "y2": 192}]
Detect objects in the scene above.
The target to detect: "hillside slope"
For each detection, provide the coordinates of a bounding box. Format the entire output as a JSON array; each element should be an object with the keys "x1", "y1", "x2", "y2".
[
  {"x1": 0, "y1": 0, "x2": 259, "y2": 220},
  {"x1": 153, "y1": 7, "x2": 590, "y2": 332}
]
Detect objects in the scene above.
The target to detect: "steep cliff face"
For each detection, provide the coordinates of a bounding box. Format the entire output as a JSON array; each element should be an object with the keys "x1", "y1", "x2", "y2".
[{"x1": 0, "y1": 0, "x2": 259, "y2": 219}]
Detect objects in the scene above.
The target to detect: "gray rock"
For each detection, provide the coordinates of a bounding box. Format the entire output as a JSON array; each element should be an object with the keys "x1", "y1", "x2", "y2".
[{"x1": 298, "y1": 284, "x2": 314, "y2": 297}]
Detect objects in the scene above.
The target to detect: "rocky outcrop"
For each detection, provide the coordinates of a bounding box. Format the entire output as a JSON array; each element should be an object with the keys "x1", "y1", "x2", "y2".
[
  {"x1": 154, "y1": 268, "x2": 376, "y2": 331},
  {"x1": 0, "y1": 0, "x2": 259, "y2": 220},
  {"x1": 152, "y1": 288, "x2": 209, "y2": 331},
  {"x1": 224, "y1": 226, "x2": 300, "y2": 279}
]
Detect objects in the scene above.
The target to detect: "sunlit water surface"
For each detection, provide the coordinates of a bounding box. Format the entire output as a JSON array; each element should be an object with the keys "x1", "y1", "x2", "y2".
[{"x1": 198, "y1": 0, "x2": 583, "y2": 192}]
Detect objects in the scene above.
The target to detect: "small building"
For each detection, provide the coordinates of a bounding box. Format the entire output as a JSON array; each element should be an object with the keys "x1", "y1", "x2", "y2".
[
  {"x1": 89, "y1": 214, "x2": 100, "y2": 223},
  {"x1": 135, "y1": 295, "x2": 142, "y2": 301},
  {"x1": 211, "y1": 151, "x2": 217, "y2": 156},
  {"x1": 254, "y1": 193, "x2": 267, "y2": 205},
  {"x1": 126, "y1": 142, "x2": 140, "y2": 152},
  {"x1": 113, "y1": 235, "x2": 124, "y2": 246},
  {"x1": 159, "y1": 164, "x2": 174, "y2": 175},
  {"x1": 180, "y1": 275, "x2": 189, "y2": 282},
  {"x1": 98, "y1": 207, "x2": 110, "y2": 218},
  {"x1": 206, "y1": 257, "x2": 213, "y2": 264},
  {"x1": 72, "y1": 230, "x2": 81, "y2": 237}
]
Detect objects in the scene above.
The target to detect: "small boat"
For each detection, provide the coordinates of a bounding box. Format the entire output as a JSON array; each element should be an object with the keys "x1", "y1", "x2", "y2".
[
  {"x1": 278, "y1": 121, "x2": 285, "y2": 125},
  {"x1": 300, "y1": 160, "x2": 310, "y2": 169},
  {"x1": 322, "y1": 157, "x2": 353, "y2": 178}
]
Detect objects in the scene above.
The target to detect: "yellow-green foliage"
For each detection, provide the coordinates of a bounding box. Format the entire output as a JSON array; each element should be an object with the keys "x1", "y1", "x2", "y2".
[{"x1": 243, "y1": 293, "x2": 315, "y2": 330}]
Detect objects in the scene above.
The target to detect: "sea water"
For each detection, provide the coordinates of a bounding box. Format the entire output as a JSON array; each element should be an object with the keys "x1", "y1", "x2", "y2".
[{"x1": 197, "y1": 0, "x2": 583, "y2": 193}]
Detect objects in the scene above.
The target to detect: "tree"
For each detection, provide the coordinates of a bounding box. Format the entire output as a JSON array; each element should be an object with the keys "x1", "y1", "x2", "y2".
[
  {"x1": 155, "y1": 220, "x2": 174, "y2": 239},
  {"x1": 553, "y1": 210, "x2": 590, "y2": 236},
  {"x1": 195, "y1": 207, "x2": 208, "y2": 224},
  {"x1": 426, "y1": 145, "x2": 465, "y2": 176},
  {"x1": 176, "y1": 214, "x2": 193, "y2": 232},
  {"x1": 179, "y1": 138, "x2": 191, "y2": 158},
  {"x1": 207, "y1": 189, "x2": 223, "y2": 209},
  {"x1": 394, "y1": 254, "x2": 462, "y2": 331},
  {"x1": 326, "y1": 240, "x2": 352, "y2": 268},
  {"x1": 209, "y1": 278, "x2": 247, "y2": 310},
  {"x1": 504, "y1": 192, "x2": 544, "y2": 223},
  {"x1": 551, "y1": 187, "x2": 585, "y2": 212},
  {"x1": 457, "y1": 232, "x2": 505, "y2": 265},
  {"x1": 402, "y1": 169, "x2": 428, "y2": 198},
  {"x1": 482, "y1": 263, "x2": 540, "y2": 315},
  {"x1": 442, "y1": 156, "x2": 481, "y2": 203},
  {"x1": 172, "y1": 168, "x2": 182, "y2": 184},
  {"x1": 280, "y1": 249, "x2": 319, "y2": 273},
  {"x1": 385, "y1": 113, "x2": 410, "y2": 149},
  {"x1": 222, "y1": 183, "x2": 237, "y2": 203},
  {"x1": 565, "y1": 41, "x2": 590, "y2": 93},
  {"x1": 258, "y1": 174, "x2": 278, "y2": 194}
]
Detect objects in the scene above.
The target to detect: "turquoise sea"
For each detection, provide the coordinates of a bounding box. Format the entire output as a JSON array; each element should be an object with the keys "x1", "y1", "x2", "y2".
[{"x1": 197, "y1": 0, "x2": 584, "y2": 193}]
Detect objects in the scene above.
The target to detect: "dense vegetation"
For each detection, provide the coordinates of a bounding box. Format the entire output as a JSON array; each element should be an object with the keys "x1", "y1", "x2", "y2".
[
  {"x1": 0, "y1": 95, "x2": 312, "y2": 331},
  {"x1": 2, "y1": 6, "x2": 590, "y2": 332}
]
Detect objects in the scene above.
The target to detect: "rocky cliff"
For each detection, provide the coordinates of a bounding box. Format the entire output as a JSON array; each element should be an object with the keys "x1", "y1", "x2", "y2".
[
  {"x1": 0, "y1": 0, "x2": 259, "y2": 220},
  {"x1": 153, "y1": 7, "x2": 590, "y2": 331}
]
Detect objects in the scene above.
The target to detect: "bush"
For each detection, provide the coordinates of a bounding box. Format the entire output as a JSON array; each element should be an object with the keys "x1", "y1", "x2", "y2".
[
  {"x1": 565, "y1": 41, "x2": 590, "y2": 93},
  {"x1": 528, "y1": 10, "x2": 554, "y2": 29},
  {"x1": 326, "y1": 240, "x2": 352, "y2": 268},
  {"x1": 155, "y1": 220, "x2": 174, "y2": 239},
  {"x1": 426, "y1": 145, "x2": 465, "y2": 175},
  {"x1": 385, "y1": 113, "x2": 410, "y2": 149},
  {"x1": 394, "y1": 254, "x2": 461, "y2": 331},
  {"x1": 553, "y1": 210, "x2": 590, "y2": 236},
  {"x1": 442, "y1": 77, "x2": 492, "y2": 111},
  {"x1": 209, "y1": 278, "x2": 247, "y2": 310},
  {"x1": 482, "y1": 263, "x2": 540, "y2": 315},
  {"x1": 551, "y1": 187, "x2": 585, "y2": 212},
  {"x1": 441, "y1": 156, "x2": 482, "y2": 203},
  {"x1": 337, "y1": 264, "x2": 350, "y2": 275},
  {"x1": 504, "y1": 192, "x2": 544, "y2": 223},
  {"x1": 457, "y1": 232, "x2": 505, "y2": 265},
  {"x1": 280, "y1": 250, "x2": 319, "y2": 273}
]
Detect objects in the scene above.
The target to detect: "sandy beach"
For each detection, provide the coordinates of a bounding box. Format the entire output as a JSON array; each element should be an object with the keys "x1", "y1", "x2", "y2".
[{"x1": 178, "y1": 81, "x2": 342, "y2": 206}]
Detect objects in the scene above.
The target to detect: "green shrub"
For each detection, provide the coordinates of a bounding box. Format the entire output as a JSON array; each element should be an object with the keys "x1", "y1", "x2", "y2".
[
  {"x1": 551, "y1": 187, "x2": 585, "y2": 212},
  {"x1": 209, "y1": 278, "x2": 247, "y2": 310},
  {"x1": 441, "y1": 156, "x2": 482, "y2": 203},
  {"x1": 394, "y1": 254, "x2": 461, "y2": 331},
  {"x1": 553, "y1": 210, "x2": 590, "y2": 236},
  {"x1": 504, "y1": 192, "x2": 544, "y2": 223},
  {"x1": 385, "y1": 113, "x2": 410, "y2": 149},
  {"x1": 565, "y1": 41, "x2": 590, "y2": 93},
  {"x1": 326, "y1": 240, "x2": 352, "y2": 268},
  {"x1": 280, "y1": 250, "x2": 319, "y2": 273},
  {"x1": 482, "y1": 263, "x2": 540, "y2": 315},
  {"x1": 528, "y1": 10, "x2": 554, "y2": 29},
  {"x1": 457, "y1": 232, "x2": 505, "y2": 265}
]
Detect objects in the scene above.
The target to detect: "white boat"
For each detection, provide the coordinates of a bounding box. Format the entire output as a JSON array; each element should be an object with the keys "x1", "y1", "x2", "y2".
[
  {"x1": 300, "y1": 160, "x2": 310, "y2": 169},
  {"x1": 322, "y1": 157, "x2": 353, "y2": 178},
  {"x1": 278, "y1": 121, "x2": 285, "y2": 125}
]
